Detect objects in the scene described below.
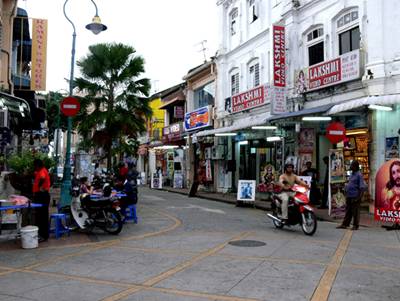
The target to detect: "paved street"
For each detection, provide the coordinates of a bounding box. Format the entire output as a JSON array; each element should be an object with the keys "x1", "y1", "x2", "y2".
[{"x1": 0, "y1": 187, "x2": 399, "y2": 301}]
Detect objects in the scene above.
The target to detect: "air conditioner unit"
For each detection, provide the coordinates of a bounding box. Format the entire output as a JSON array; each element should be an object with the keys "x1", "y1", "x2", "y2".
[
  {"x1": 211, "y1": 145, "x2": 225, "y2": 160},
  {"x1": 0, "y1": 109, "x2": 9, "y2": 128}
]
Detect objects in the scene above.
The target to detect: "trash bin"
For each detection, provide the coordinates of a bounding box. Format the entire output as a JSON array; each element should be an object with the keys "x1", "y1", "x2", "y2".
[{"x1": 20, "y1": 225, "x2": 38, "y2": 249}]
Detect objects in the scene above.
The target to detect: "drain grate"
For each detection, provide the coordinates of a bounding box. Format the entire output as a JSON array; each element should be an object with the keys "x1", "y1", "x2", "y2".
[{"x1": 228, "y1": 240, "x2": 266, "y2": 247}]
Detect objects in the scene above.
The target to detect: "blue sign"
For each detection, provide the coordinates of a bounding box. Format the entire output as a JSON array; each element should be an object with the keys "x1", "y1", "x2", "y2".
[{"x1": 184, "y1": 106, "x2": 211, "y2": 131}]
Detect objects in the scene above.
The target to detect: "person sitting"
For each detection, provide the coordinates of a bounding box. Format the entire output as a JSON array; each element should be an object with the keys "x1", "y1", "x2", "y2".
[
  {"x1": 79, "y1": 177, "x2": 92, "y2": 194},
  {"x1": 277, "y1": 163, "x2": 309, "y2": 223},
  {"x1": 114, "y1": 175, "x2": 137, "y2": 220}
]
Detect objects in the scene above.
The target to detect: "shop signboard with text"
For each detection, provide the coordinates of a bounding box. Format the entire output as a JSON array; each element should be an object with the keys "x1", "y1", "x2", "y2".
[
  {"x1": 294, "y1": 49, "x2": 360, "y2": 94},
  {"x1": 184, "y1": 106, "x2": 212, "y2": 131},
  {"x1": 273, "y1": 24, "x2": 285, "y2": 87},
  {"x1": 231, "y1": 85, "x2": 266, "y2": 113},
  {"x1": 162, "y1": 122, "x2": 183, "y2": 143}
]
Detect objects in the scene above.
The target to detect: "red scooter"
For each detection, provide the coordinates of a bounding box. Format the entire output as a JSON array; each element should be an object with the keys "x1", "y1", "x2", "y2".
[{"x1": 267, "y1": 184, "x2": 317, "y2": 236}]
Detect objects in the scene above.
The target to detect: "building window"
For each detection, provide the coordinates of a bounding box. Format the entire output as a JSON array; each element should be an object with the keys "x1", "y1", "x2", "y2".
[
  {"x1": 337, "y1": 9, "x2": 360, "y2": 55},
  {"x1": 306, "y1": 27, "x2": 324, "y2": 66},
  {"x1": 230, "y1": 8, "x2": 238, "y2": 36},
  {"x1": 194, "y1": 81, "x2": 215, "y2": 109},
  {"x1": 231, "y1": 71, "x2": 239, "y2": 95},
  {"x1": 248, "y1": 0, "x2": 258, "y2": 23},
  {"x1": 248, "y1": 60, "x2": 260, "y2": 88},
  {"x1": 339, "y1": 26, "x2": 360, "y2": 54}
]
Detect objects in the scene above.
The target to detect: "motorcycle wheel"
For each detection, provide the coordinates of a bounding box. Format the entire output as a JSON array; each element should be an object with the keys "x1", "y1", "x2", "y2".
[
  {"x1": 104, "y1": 209, "x2": 123, "y2": 235},
  {"x1": 272, "y1": 209, "x2": 284, "y2": 229},
  {"x1": 301, "y1": 211, "x2": 317, "y2": 236}
]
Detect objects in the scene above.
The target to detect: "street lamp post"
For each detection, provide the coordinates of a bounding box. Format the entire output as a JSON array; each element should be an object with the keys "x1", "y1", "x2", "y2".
[{"x1": 59, "y1": 0, "x2": 107, "y2": 208}]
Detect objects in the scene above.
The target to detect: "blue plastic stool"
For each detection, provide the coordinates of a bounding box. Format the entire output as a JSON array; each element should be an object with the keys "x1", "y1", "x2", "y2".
[
  {"x1": 49, "y1": 213, "x2": 70, "y2": 239},
  {"x1": 124, "y1": 204, "x2": 138, "y2": 224}
]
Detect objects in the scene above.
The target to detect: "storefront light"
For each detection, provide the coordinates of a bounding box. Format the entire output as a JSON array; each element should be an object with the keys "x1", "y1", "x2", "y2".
[
  {"x1": 368, "y1": 104, "x2": 393, "y2": 111},
  {"x1": 266, "y1": 136, "x2": 282, "y2": 142},
  {"x1": 251, "y1": 126, "x2": 278, "y2": 130},
  {"x1": 302, "y1": 116, "x2": 332, "y2": 121},
  {"x1": 346, "y1": 130, "x2": 368, "y2": 136},
  {"x1": 215, "y1": 133, "x2": 237, "y2": 136},
  {"x1": 153, "y1": 145, "x2": 179, "y2": 150},
  {"x1": 239, "y1": 140, "x2": 248, "y2": 145}
]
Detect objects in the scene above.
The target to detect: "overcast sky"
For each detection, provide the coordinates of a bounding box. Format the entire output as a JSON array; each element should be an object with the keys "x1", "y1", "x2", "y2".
[{"x1": 19, "y1": 0, "x2": 219, "y2": 94}]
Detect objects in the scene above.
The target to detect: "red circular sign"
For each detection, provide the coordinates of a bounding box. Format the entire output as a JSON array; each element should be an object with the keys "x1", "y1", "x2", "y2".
[
  {"x1": 326, "y1": 122, "x2": 346, "y2": 144},
  {"x1": 60, "y1": 97, "x2": 80, "y2": 117}
]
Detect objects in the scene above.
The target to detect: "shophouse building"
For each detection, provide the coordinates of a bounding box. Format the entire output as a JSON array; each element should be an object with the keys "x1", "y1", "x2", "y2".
[
  {"x1": 193, "y1": 0, "x2": 400, "y2": 209},
  {"x1": 183, "y1": 60, "x2": 217, "y2": 191}
]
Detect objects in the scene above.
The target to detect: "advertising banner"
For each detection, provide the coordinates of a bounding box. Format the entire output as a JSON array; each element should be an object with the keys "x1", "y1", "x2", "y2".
[
  {"x1": 272, "y1": 25, "x2": 285, "y2": 87},
  {"x1": 173, "y1": 171, "x2": 183, "y2": 188},
  {"x1": 151, "y1": 173, "x2": 162, "y2": 189},
  {"x1": 162, "y1": 122, "x2": 182, "y2": 143},
  {"x1": 385, "y1": 137, "x2": 399, "y2": 161},
  {"x1": 231, "y1": 85, "x2": 266, "y2": 113},
  {"x1": 237, "y1": 180, "x2": 256, "y2": 202},
  {"x1": 184, "y1": 106, "x2": 211, "y2": 131},
  {"x1": 299, "y1": 128, "x2": 315, "y2": 153},
  {"x1": 271, "y1": 87, "x2": 286, "y2": 114},
  {"x1": 31, "y1": 19, "x2": 48, "y2": 91},
  {"x1": 294, "y1": 50, "x2": 360, "y2": 94},
  {"x1": 375, "y1": 159, "x2": 400, "y2": 223},
  {"x1": 329, "y1": 149, "x2": 346, "y2": 183}
]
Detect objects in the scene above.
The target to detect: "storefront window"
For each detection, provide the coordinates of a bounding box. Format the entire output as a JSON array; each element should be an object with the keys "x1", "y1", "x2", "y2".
[{"x1": 193, "y1": 81, "x2": 215, "y2": 109}]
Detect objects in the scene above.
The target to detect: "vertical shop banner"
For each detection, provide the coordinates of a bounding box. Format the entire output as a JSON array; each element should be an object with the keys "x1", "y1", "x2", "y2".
[
  {"x1": 272, "y1": 25, "x2": 285, "y2": 87},
  {"x1": 385, "y1": 137, "x2": 399, "y2": 160},
  {"x1": 329, "y1": 149, "x2": 345, "y2": 183},
  {"x1": 205, "y1": 160, "x2": 212, "y2": 182},
  {"x1": 31, "y1": 19, "x2": 48, "y2": 91},
  {"x1": 299, "y1": 128, "x2": 315, "y2": 153},
  {"x1": 375, "y1": 159, "x2": 400, "y2": 223},
  {"x1": 237, "y1": 180, "x2": 256, "y2": 202}
]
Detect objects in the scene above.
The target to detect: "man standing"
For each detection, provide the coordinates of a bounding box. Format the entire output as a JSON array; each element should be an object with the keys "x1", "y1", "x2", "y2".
[
  {"x1": 319, "y1": 156, "x2": 329, "y2": 209},
  {"x1": 33, "y1": 159, "x2": 51, "y2": 242},
  {"x1": 337, "y1": 160, "x2": 367, "y2": 230}
]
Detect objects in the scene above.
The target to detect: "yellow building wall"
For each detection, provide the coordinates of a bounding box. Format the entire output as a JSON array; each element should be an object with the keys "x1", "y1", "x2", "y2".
[{"x1": 148, "y1": 97, "x2": 165, "y2": 141}]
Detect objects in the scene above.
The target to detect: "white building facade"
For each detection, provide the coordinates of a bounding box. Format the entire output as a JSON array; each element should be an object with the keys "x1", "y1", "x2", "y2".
[{"x1": 195, "y1": 0, "x2": 400, "y2": 210}]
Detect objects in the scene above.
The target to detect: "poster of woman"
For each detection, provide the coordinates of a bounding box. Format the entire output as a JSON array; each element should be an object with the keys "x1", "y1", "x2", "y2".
[
  {"x1": 329, "y1": 149, "x2": 345, "y2": 183},
  {"x1": 237, "y1": 180, "x2": 256, "y2": 202},
  {"x1": 375, "y1": 159, "x2": 400, "y2": 223}
]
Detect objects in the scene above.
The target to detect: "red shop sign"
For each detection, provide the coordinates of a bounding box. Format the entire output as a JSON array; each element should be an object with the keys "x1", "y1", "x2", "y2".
[{"x1": 326, "y1": 122, "x2": 346, "y2": 144}]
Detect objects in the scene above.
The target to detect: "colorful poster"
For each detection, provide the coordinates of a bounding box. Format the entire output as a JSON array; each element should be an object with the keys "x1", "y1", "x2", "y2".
[
  {"x1": 385, "y1": 137, "x2": 399, "y2": 161},
  {"x1": 258, "y1": 164, "x2": 275, "y2": 192},
  {"x1": 299, "y1": 128, "x2": 314, "y2": 153},
  {"x1": 237, "y1": 180, "x2": 256, "y2": 202},
  {"x1": 298, "y1": 176, "x2": 312, "y2": 199},
  {"x1": 298, "y1": 153, "x2": 313, "y2": 174},
  {"x1": 375, "y1": 159, "x2": 400, "y2": 223},
  {"x1": 184, "y1": 106, "x2": 211, "y2": 131},
  {"x1": 329, "y1": 184, "x2": 346, "y2": 218},
  {"x1": 329, "y1": 149, "x2": 345, "y2": 183}
]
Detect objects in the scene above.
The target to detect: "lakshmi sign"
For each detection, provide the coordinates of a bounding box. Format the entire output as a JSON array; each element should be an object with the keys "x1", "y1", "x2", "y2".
[
  {"x1": 232, "y1": 85, "x2": 266, "y2": 113},
  {"x1": 31, "y1": 19, "x2": 48, "y2": 91},
  {"x1": 184, "y1": 106, "x2": 212, "y2": 131},
  {"x1": 273, "y1": 24, "x2": 285, "y2": 87},
  {"x1": 294, "y1": 49, "x2": 360, "y2": 94}
]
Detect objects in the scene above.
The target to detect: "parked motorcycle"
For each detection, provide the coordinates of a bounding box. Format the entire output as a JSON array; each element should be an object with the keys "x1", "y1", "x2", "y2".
[
  {"x1": 267, "y1": 184, "x2": 317, "y2": 236},
  {"x1": 70, "y1": 185, "x2": 123, "y2": 235}
]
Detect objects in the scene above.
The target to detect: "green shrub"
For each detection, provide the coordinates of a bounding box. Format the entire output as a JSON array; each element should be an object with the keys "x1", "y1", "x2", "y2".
[{"x1": 7, "y1": 151, "x2": 55, "y2": 175}]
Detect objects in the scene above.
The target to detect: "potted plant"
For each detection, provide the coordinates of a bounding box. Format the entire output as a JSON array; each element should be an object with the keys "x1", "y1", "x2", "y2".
[{"x1": 6, "y1": 151, "x2": 55, "y2": 197}]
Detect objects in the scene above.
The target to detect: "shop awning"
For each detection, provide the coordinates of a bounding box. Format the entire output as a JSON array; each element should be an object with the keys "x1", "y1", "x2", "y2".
[
  {"x1": 158, "y1": 96, "x2": 185, "y2": 109},
  {"x1": 326, "y1": 95, "x2": 400, "y2": 115},
  {"x1": 267, "y1": 104, "x2": 334, "y2": 122},
  {"x1": 0, "y1": 92, "x2": 31, "y2": 117},
  {"x1": 194, "y1": 113, "x2": 269, "y2": 137}
]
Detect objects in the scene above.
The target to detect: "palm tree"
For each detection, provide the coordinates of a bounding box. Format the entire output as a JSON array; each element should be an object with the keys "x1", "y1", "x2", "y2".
[{"x1": 74, "y1": 43, "x2": 152, "y2": 170}]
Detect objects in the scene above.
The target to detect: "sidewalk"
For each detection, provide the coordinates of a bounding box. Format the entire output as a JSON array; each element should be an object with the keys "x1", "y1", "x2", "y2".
[{"x1": 160, "y1": 186, "x2": 382, "y2": 228}]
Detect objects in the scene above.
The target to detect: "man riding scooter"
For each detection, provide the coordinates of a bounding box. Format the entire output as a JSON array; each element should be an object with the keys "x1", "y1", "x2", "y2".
[{"x1": 277, "y1": 163, "x2": 309, "y2": 224}]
